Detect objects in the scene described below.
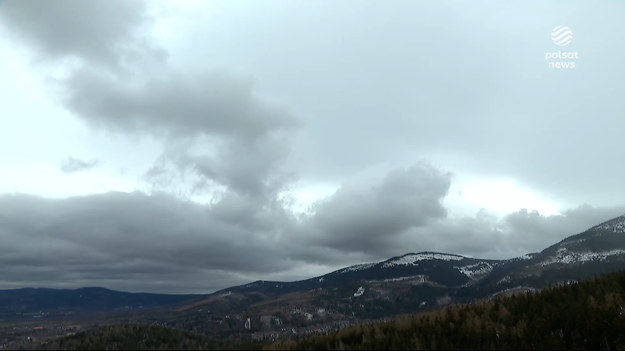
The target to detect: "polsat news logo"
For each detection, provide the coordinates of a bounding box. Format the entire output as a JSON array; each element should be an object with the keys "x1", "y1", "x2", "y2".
[{"x1": 545, "y1": 25, "x2": 578, "y2": 69}]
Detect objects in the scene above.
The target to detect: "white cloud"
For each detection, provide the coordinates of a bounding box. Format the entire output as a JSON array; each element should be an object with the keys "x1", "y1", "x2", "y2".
[{"x1": 444, "y1": 176, "x2": 562, "y2": 218}]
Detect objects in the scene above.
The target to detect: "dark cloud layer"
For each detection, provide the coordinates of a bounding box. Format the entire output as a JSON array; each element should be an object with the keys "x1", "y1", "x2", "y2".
[
  {"x1": 1, "y1": 188, "x2": 623, "y2": 293},
  {"x1": 0, "y1": 192, "x2": 294, "y2": 292},
  {"x1": 309, "y1": 164, "x2": 450, "y2": 254}
]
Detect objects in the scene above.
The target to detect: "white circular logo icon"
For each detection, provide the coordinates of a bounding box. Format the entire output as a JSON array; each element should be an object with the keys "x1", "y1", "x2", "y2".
[{"x1": 552, "y1": 25, "x2": 573, "y2": 46}]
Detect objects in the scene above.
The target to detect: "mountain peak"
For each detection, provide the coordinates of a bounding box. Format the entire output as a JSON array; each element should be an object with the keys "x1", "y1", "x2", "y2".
[{"x1": 381, "y1": 252, "x2": 465, "y2": 268}]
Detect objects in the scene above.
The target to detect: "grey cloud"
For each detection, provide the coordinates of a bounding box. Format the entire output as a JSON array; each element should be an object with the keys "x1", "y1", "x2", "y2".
[
  {"x1": 0, "y1": 164, "x2": 454, "y2": 293},
  {"x1": 143, "y1": 126, "x2": 296, "y2": 204},
  {"x1": 60, "y1": 157, "x2": 98, "y2": 173},
  {"x1": 501, "y1": 205, "x2": 625, "y2": 250},
  {"x1": 64, "y1": 70, "x2": 298, "y2": 141},
  {"x1": 403, "y1": 205, "x2": 625, "y2": 260},
  {"x1": 60, "y1": 64, "x2": 298, "y2": 205},
  {"x1": 193, "y1": 136, "x2": 295, "y2": 201},
  {"x1": 0, "y1": 0, "x2": 298, "y2": 232},
  {"x1": 0, "y1": 0, "x2": 154, "y2": 65},
  {"x1": 0, "y1": 192, "x2": 297, "y2": 293},
  {"x1": 1, "y1": 182, "x2": 623, "y2": 293},
  {"x1": 2, "y1": 0, "x2": 625, "y2": 294},
  {"x1": 307, "y1": 163, "x2": 450, "y2": 255},
  {"x1": 200, "y1": 1, "x2": 625, "y2": 207},
  {"x1": 2, "y1": 0, "x2": 300, "y2": 206}
]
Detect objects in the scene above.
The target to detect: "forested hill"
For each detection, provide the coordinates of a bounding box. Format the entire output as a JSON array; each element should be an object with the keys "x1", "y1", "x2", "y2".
[
  {"x1": 39, "y1": 270, "x2": 625, "y2": 350},
  {"x1": 269, "y1": 270, "x2": 625, "y2": 350},
  {"x1": 37, "y1": 325, "x2": 258, "y2": 351}
]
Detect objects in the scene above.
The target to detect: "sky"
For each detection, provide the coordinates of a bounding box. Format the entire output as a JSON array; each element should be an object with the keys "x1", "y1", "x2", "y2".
[{"x1": 1, "y1": 0, "x2": 624, "y2": 294}]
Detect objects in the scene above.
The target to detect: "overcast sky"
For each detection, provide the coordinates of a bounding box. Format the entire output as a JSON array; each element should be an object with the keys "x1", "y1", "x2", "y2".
[{"x1": 1, "y1": 1, "x2": 624, "y2": 294}]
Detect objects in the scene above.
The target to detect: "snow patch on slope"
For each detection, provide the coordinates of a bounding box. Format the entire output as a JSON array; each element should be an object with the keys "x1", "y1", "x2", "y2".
[
  {"x1": 338, "y1": 263, "x2": 376, "y2": 274},
  {"x1": 456, "y1": 262, "x2": 493, "y2": 279},
  {"x1": 365, "y1": 275, "x2": 427, "y2": 284},
  {"x1": 382, "y1": 253, "x2": 463, "y2": 268},
  {"x1": 593, "y1": 216, "x2": 625, "y2": 233},
  {"x1": 541, "y1": 247, "x2": 625, "y2": 266},
  {"x1": 511, "y1": 253, "x2": 535, "y2": 261}
]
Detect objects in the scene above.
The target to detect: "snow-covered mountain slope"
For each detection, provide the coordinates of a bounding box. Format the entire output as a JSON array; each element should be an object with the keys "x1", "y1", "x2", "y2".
[
  {"x1": 540, "y1": 248, "x2": 625, "y2": 266},
  {"x1": 456, "y1": 261, "x2": 496, "y2": 279},
  {"x1": 381, "y1": 252, "x2": 464, "y2": 268},
  {"x1": 199, "y1": 214, "x2": 625, "y2": 319},
  {"x1": 592, "y1": 215, "x2": 625, "y2": 233}
]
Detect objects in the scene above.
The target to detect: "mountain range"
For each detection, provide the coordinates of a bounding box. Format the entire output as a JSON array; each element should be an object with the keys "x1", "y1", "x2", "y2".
[{"x1": 2, "y1": 214, "x2": 625, "y2": 332}]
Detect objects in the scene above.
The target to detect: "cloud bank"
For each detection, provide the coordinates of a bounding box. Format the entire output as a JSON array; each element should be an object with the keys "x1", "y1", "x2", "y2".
[{"x1": 0, "y1": 1, "x2": 624, "y2": 293}]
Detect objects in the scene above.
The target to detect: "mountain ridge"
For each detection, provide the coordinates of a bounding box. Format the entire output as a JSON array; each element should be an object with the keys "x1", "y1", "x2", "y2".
[
  {"x1": 185, "y1": 213, "x2": 625, "y2": 319},
  {"x1": 3, "y1": 213, "x2": 625, "y2": 319}
]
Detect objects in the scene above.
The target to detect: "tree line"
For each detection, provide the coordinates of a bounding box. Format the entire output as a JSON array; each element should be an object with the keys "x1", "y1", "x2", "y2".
[{"x1": 269, "y1": 271, "x2": 625, "y2": 350}]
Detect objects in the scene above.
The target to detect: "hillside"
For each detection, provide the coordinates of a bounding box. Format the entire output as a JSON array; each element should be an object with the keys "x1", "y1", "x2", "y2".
[
  {"x1": 269, "y1": 270, "x2": 625, "y2": 350},
  {"x1": 170, "y1": 215, "x2": 625, "y2": 324},
  {"x1": 32, "y1": 269, "x2": 625, "y2": 350},
  {"x1": 36, "y1": 324, "x2": 244, "y2": 350},
  {"x1": 0, "y1": 287, "x2": 199, "y2": 318},
  {"x1": 4, "y1": 214, "x2": 625, "y2": 348}
]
